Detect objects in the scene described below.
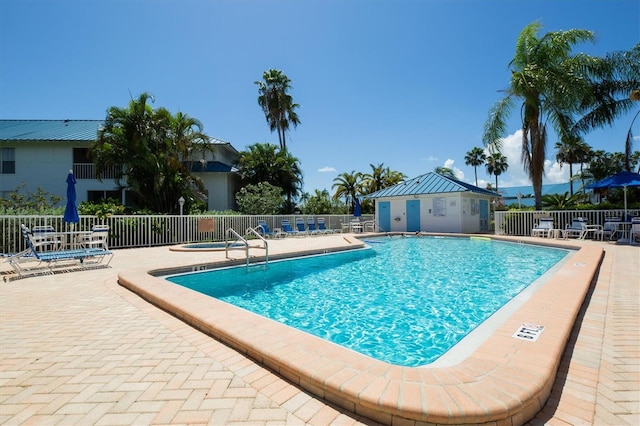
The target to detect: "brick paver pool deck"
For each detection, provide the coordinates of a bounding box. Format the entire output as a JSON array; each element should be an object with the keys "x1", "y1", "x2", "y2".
[{"x1": 1, "y1": 234, "x2": 638, "y2": 425}]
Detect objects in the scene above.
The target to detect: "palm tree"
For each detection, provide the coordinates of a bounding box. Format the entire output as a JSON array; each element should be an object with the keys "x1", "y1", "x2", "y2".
[
  {"x1": 434, "y1": 167, "x2": 456, "y2": 179},
  {"x1": 573, "y1": 45, "x2": 640, "y2": 172},
  {"x1": 485, "y1": 152, "x2": 508, "y2": 192},
  {"x1": 361, "y1": 163, "x2": 387, "y2": 194},
  {"x1": 236, "y1": 143, "x2": 303, "y2": 204},
  {"x1": 483, "y1": 22, "x2": 600, "y2": 210},
  {"x1": 361, "y1": 163, "x2": 405, "y2": 194},
  {"x1": 465, "y1": 147, "x2": 486, "y2": 187},
  {"x1": 92, "y1": 92, "x2": 211, "y2": 213},
  {"x1": 555, "y1": 135, "x2": 592, "y2": 195},
  {"x1": 255, "y1": 69, "x2": 301, "y2": 152},
  {"x1": 332, "y1": 171, "x2": 362, "y2": 214}
]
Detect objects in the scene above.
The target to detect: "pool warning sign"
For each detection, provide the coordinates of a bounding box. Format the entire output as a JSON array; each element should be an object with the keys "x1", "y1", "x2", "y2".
[{"x1": 512, "y1": 323, "x2": 545, "y2": 342}]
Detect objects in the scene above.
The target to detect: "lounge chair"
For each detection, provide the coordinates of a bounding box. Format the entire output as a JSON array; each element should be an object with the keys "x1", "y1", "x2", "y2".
[
  {"x1": 316, "y1": 218, "x2": 336, "y2": 234},
  {"x1": 294, "y1": 218, "x2": 309, "y2": 236},
  {"x1": 306, "y1": 218, "x2": 321, "y2": 235},
  {"x1": 6, "y1": 225, "x2": 113, "y2": 280},
  {"x1": 280, "y1": 220, "x2": 300, "y2": 237},
  {"x1": 531, "y1": 217, "x2": 554, "y2": 238},
  {"x1": 256, "y1": 220, "x2": 279, "y2": 238},
  {"x1": 76, "y1": 224, "x2": 110, "y2": 249}
]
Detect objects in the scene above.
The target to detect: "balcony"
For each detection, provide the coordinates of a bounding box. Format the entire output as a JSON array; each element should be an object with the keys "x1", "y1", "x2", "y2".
[{"x1": 73, "y1": 163, "x2": 120, "y2": 180}]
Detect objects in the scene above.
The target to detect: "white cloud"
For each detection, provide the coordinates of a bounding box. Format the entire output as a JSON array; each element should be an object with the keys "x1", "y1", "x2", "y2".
[
  {"x1": 443, "y1": 159, "x2": 464, "y2": 180},
  {"x1": 496, "y1": 130, "x2": 569, "y2": 187},
  {"x1": 424, "y1": 155, "x2": 438, "y2": 162},
  {"x1": 318, "y1": 166, "x2": 337, "y2": 173}
]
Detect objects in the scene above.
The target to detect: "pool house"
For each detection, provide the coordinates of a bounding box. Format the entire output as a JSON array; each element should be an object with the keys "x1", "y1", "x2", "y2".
[{"x1": 365, "y1": 172, "x2": 499, "y2": 234}]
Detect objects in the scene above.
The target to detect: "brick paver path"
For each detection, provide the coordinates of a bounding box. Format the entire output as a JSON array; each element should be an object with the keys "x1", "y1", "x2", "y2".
[{"x1": 1, "y1": 240, "x2": 638, "y2": 425}]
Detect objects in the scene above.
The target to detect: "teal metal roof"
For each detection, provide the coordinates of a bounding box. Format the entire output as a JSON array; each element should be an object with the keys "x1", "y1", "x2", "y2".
[
  {"x1": 0, "y1": 120, "x2": 235, "y2": 150},
  {"x1": 500, "y1": 182, "x2": 572, "y2": 198},
  {"x1": 365, "y1": 172, "x2": 500, "y2": 198},
  {"x1": 0, "y1": 120, "x2": 103, "y2": 141}
]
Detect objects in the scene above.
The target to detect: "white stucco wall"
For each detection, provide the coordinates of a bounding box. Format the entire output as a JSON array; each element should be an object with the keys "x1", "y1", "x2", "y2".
[
  {"x1": 0, "y1": 141, "x2": 117, "y2": 204},
  {"x1": 375, "y1": 193, "x2": 491, "y2": 233}
]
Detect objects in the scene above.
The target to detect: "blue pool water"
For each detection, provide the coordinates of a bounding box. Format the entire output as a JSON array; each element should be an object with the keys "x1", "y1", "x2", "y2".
[{"x1": 166, "y1": 236, "x2": 569, "y2": 366}]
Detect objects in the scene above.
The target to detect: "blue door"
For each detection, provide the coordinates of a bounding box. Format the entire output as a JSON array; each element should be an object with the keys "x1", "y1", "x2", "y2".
[
  {"x1": 406, "y1": 199, "x2": 420, "y2": 232},
  {"x1": 479, "y1": 199, "x2": 489, "y2": 231},
  {"x1": 378, "y1": 201, "x2": 391, "y2": 232}
]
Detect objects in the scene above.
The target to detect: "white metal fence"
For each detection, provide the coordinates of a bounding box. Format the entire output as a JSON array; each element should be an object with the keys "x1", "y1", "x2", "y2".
[
  {"x1": 4, "y1": 210, "x2": 636, "y2": 254},
  {"x1": 494, "y1": 209, "x2": 640, "y2": 237},
  {"x1": 1, "y1": 214, "x2": 373, "y2": 255}
]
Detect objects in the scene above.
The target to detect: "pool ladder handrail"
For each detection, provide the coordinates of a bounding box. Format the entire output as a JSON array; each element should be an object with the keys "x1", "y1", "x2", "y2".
[
  {"x1": 245, "y1": 226, "x2": 268, "y2": 265},
  {"x1": 225, "y1": 227, "x2": 269, "y2": 267},
  {"x1": 225, "y1": 228, "x2": 249, "y2": 267}
]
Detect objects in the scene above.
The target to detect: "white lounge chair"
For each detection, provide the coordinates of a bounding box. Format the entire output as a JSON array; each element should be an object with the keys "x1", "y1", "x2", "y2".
[
  {"x1": 317, "y1": 218, "x2": 336, "y2": 234},
  {"x1": 6, "y1": 225, "x2": 113, "y2": 280}
]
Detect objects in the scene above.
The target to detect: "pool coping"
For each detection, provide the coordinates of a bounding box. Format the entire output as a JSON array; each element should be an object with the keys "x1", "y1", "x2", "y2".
[{"x1": 117, "y1": 235, "x2": 603, "y2": 425}]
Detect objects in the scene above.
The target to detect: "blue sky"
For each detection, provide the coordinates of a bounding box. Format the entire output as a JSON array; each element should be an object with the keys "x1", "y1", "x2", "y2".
[{"x1": 1, "y1": 0, "x2": 638, "y2": 195}]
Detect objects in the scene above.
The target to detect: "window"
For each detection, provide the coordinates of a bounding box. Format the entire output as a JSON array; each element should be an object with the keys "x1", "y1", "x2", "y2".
[
  {"x1": 87, "y1": 190, "x2": 122, "y2": 203},
  {"x1": 1, "y1": 148, "x2": 15, "y2": 174}
]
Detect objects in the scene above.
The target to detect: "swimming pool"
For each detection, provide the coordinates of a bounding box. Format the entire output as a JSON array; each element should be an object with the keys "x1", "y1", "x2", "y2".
[{"x1": 166, "y1": 236, "x2": 569, "y2": 366}]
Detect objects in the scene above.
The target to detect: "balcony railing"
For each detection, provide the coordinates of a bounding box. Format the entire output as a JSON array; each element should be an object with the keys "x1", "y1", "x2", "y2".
[{"x1": 73, "y1": 163, "x2": 121, "y2": 180}]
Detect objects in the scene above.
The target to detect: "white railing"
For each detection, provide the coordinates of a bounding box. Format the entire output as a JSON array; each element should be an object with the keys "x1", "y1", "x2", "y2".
[
  {"x1": 494, "y1": 209, "x2": 640, "y2": 236},
  {"x1": 73, "y1": 163, "x2": 120, "y2": 179},
  {"x1": 0, "y1": 214, "x2": 373, "y2": 255}
]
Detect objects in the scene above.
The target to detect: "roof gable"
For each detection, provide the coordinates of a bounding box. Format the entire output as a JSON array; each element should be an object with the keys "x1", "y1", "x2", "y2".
[{"x1": 365, "y1": 172, "x2": 499, "y2": 198}]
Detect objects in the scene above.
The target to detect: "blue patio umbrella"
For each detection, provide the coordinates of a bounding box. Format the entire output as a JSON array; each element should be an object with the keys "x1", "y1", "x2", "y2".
[
  {"x1": 354, "y1": 196, "x2": 362, "y2": 218},
  {"x1": 586, "y1": 170, "x2": 640, "y2": 220},
  {"x1": 63, "y1": 171, "x2": 80, "y2": 226}
]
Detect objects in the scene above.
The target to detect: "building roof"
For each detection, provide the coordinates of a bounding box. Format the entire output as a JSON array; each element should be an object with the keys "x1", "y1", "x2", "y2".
[
  {"x1": 365, "y1": 172, "x2": 500, "y2": 198},
  {"x1": 187, "y1": 161, "x2": 238, "y2": 173},
  {"x1": 500, "y1": 182, "x2": 572, "y2": 199},
  {"x1": 0, "y1": 120, "x2": 235, "y2": 150},
  {"x1": 0, "y1": 120, "x2": 103, "y2": 141}
]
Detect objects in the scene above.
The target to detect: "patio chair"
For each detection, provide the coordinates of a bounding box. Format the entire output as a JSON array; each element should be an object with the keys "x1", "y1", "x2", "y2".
[
  {"x1": 31, "y1": 225, "x2": 63, "y2": 251},
  {"x1": 316, "y1": 218, "x2": 336, "y2": 234},
  {"x1": 601, "y1": 217, "x2": 622, "y2": 241},
  {"x1": 531, "y1": 217, "x2": 554, "y2": 238},
  {"x1": 565, "y1": 217, "x2": 587, "y2": 238},
  {"x1": 630, "y1": 218, "x2": 640, "y2": 245},
  {"x1": 280, "y1": 220, "x2": 300, "y2": 237},
  {"x1": 77, "y1": 224, "x2": 110, "y2": 249}
]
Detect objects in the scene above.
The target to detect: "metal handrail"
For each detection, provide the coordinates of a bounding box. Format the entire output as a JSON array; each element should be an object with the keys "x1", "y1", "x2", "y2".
[
  {"x1": 246, "y1": 226, "x2": 268, "y2": 264},
  {"x1": 225, "y1": 227, "x2": 249, "y2": 267}
]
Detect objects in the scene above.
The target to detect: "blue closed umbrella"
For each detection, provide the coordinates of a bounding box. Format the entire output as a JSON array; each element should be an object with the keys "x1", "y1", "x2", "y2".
[
  {"x1": 354, "y1": 196, "x2": 361, "y2": 218},
  {"x1": 63, "y1": 171, "x2": 79, "y2": 226}
]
